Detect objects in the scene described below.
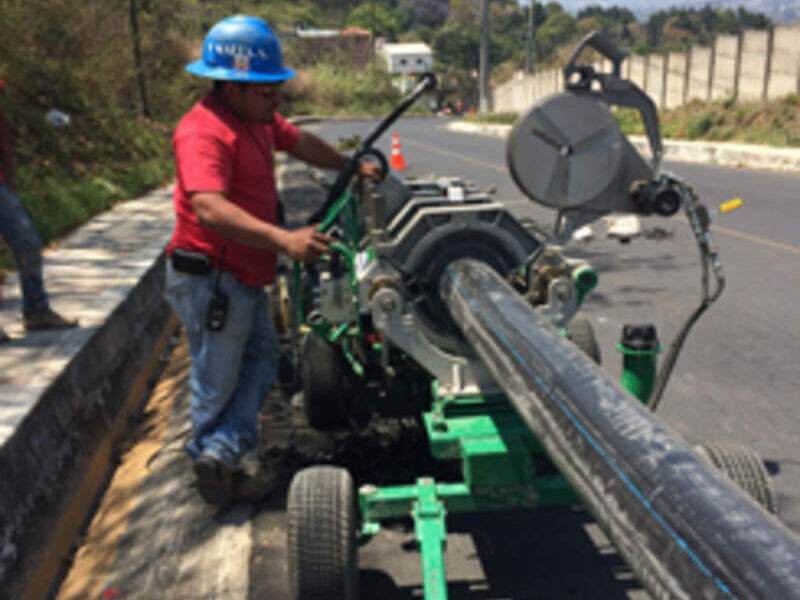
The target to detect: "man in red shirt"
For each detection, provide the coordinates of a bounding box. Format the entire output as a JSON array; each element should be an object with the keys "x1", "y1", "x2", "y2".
[{"x1": 165, "y1": 16, "x2": 381, "y2": 506}]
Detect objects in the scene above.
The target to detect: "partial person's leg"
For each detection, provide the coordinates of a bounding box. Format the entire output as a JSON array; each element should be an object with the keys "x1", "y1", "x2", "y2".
[
  {"x1": 0, "y1": 183, "x2": 76, "y2": 330},
  {"x1": 164, "y1": 264, "x2": 261, "y2": 505},
  {"x1": 210, "y1": 287, "x2": 279, "y2": 462},
  {"x1": 164, "y1": 264, "x2": 259, "y2": 467},
  {"x1": 0, "y1": 183, "x2": 48, "y2": 314}
]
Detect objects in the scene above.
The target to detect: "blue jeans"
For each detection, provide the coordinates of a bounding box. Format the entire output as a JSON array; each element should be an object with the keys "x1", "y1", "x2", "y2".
[
  {"x1": 0, "y1": 183, "x2": 48, "y2": 315},
  {"x1": 164, "y1": 261, "x2": 279, "y2": 468}
]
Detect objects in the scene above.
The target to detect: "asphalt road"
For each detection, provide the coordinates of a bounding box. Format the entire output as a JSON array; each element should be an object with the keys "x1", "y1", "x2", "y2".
[{"x1": 285, "y1": 115, "x2": 800, "y2": 595}]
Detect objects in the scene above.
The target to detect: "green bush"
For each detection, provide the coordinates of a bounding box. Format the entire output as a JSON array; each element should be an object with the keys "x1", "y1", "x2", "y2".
[
  {"x1": 614, "y1": 108, "x2": 645, "y2": 135},
  {"x1": 686, "y1": 112, "x2": 716, "y2": 139},
  {"x1": 286, "y1": 64, "x2": 402, "y2": 116}
]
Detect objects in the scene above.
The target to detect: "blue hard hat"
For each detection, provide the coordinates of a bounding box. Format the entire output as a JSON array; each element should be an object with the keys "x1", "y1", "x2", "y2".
[{"x1": 186, "y1": 15, "x2": 295, "y2": 83}]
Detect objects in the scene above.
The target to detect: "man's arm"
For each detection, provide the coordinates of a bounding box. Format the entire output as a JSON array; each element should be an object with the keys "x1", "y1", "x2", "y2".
[
  {"x1": 191, "y1": 192, "x2": 334, "y2": 262},
  {"x1": 0, "y1": 110, "x2": 16, "y2": 192},
  {"x1": 288, "y1": 130, "x2": 382, "y2": 180}
]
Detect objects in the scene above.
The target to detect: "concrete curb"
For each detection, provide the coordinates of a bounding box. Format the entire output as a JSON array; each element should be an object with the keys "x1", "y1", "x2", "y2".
[
  {"x1": 0, "y1": 189, "x2": 178, "y2": 599},
  {"x1": 446, "y1": 121, "x2": 800, "y2": 173},
  {"x1": 1, "y1": 258, "x2": 177, "y2": 599}
]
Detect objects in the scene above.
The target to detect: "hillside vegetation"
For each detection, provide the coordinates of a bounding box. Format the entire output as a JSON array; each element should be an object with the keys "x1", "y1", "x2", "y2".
[
  {"x1": 0, "y1": 1, "x2": 779, "y2": 271},
  {"x1": 466, "y1": 95, "x2": 800, "y2": 147},
  {"x1": 619, "y1": 95, "x2": 800, "y2": 147}
]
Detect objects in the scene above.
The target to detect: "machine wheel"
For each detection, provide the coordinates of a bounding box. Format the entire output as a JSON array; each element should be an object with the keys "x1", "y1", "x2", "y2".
[
  {"x1": 694, "y1": 442, "x2": 778, "y2": 514},
  {"x1": 565, "y1": 314, "x2": 601, "y2": 364},
  {"x1": 302, "y1": 336, "x2": 350, "y2": 430},
  {"x1": 288, "y1": 466, "x2": 358, "y2": 600}
]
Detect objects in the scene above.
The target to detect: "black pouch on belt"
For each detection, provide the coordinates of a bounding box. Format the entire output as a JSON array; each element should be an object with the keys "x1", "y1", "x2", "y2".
[{"x1": 171, "y1": 248, "x2": 212, "y2": 275}]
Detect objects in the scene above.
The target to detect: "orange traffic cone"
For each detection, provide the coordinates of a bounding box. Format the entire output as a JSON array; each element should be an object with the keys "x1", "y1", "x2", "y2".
[{"x1": 390, "y1": 132, "x2": 408, "y2": 170}]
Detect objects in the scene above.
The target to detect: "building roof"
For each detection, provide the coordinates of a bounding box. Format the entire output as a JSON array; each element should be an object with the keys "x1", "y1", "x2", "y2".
[
  {"x1": 380, "y1": 42, "x2": 432, "y2": 56},
  {"x1": 296, "y1": 27, "x2": 339, "y2": 38},
  {"x1": 341, "y1": 27, "x2": 371, "y2": 37}
]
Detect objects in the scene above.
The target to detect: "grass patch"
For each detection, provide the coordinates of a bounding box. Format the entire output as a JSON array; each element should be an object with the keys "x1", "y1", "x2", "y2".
[
  {"x1": 615, "y1": 95, "x2": 800, "y2": 147},
  {"x1": 464, "y1": 112, "x2": 519, "y2": 125},
  {"x1": 0, "y1": 116, "x2": 173, "y2": 273},
  {"x1": 284, "y1": 64, "x2": 404, "y2": 117},
  {"x1": 462, "y1": 95, "x2": 800, "y2": 148}
]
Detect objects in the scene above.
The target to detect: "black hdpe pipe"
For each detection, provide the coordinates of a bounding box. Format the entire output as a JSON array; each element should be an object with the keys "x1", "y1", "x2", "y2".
[{"x1": 439, "y1": 259, "x2": 800, "y2": 600}]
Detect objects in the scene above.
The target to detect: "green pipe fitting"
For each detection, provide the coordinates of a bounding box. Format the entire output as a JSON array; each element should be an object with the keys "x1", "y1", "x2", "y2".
[
  {"x1": 572, "y1": 265, "x2": 598, "y2": 307},
  {"x1": 617, "y1": 323, "x2": 662, "y2": 403}
]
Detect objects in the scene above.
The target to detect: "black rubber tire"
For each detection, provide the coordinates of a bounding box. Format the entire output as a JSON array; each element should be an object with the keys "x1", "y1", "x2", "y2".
[
  {"x1": 302, "y1": 336, "x2": 350, "y2": 430},
  {"x1": 565, "y1": 314, "x2": 601, "y2": 364},
  {"x1": 694, "y1": 442, "x2": 778, "y2": 514},
  {"x1": 288, "y1": 466, "x2": 358, "y2": 600}
]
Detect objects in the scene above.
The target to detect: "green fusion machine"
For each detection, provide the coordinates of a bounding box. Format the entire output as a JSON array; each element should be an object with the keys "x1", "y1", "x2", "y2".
[{"x1": 282, "y1": 33, "x2": 798, "y2": 600}]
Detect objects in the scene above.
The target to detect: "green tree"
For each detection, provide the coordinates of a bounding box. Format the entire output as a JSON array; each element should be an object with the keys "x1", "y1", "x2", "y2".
[
  {"x1": 433, "y1": 24, "x2": 481, "y2": 71},
  {"x1": 346, "y1": 3, "x2": 406, "y2": 40},
  {"x1": 536, "y1": 9, "x2": 576, "y2": 59},
  {"x1": 403, "y1": 0, "x2": 449, "y2": 29}
]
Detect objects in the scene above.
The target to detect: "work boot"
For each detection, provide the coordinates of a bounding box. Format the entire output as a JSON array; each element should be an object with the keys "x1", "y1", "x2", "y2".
[
  {"x1": 25, "y1": 307, "x2": 78, "y2": 331},
  {"x1": 232, "y1": 456, "x2": 280, "y2": 503},
  {"x1": 233, "y1": 469, "x2": 279, "y2": 503},
  {"x1": 193, "y1": 454, "x2": 236, "y2": 507},
  {"x1": 0, "y1": 327, "x2": 9, "y2": 343}
]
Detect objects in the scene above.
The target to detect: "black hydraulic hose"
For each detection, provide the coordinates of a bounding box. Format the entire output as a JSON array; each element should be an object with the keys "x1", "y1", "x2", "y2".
[
  {"x1": 439, "y1": 259, "x2": 800, "y2": 600},
  {"x1": 307, "y1": 73, "x2": 436, "y2": 225},
  {"x1": 361, "y1": 72, "x2": 436, "y2": 149}
]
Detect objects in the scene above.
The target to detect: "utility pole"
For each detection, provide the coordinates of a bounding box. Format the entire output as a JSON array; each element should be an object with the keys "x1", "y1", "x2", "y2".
[
  {"x1": 479, "y1": 0, "x2": 491, "y2": 113},
  {"x1": 526, "y1": 0, "x2": 536, "y2": 74}
]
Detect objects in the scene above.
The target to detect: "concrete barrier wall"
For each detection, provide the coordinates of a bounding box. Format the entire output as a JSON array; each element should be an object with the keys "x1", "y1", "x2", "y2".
[
  {"x1": 492, "y1": 25, "x2": 799, "y2": 114},
  {"x1": 646, "y1": 54, "x2": 666, "y2": 108},
  {"x1": 688, "y1": 46, "x2": 712, "y2": 101},
  {"x1": 666, "y1": 52, "x2": 688, "y2": 108},
  {"x1": 768, "y1": 25, "x2": 800, "y2": 99},
  {"x1": 0, "y1": 256, "x2": 175, "y2": 593},
  {"x1": 738, "y1": 30, "x2": 770, "y2": 100},
  {"x1": 629, "y1": 55, "x2": 647, "y2": 89},
  {"x1": 712, "y1": 34, "x2": 740, "y2": 100}
]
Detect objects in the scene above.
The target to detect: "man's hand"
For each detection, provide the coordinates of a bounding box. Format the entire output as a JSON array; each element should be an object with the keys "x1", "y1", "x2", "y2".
[
  {"x1": 281, "y1": 225, "x2": 336, "y2": 262},
  {"x1": 357, "y1": 160, "x2": 384, "y2": 182}
]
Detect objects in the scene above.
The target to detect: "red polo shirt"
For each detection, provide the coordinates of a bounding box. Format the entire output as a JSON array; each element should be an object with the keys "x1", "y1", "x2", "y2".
[{"x1": 167, "y1": 93, "x2": 300, "y2": 286}]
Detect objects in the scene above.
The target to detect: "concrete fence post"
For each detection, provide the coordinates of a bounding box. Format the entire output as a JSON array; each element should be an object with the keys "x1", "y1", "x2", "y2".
[
  {"x1": 683, "y1": 48, "x2": 691, "y2": 105},
  {"x1": 763, "y1": 27, "x2": 774, "y2": 101},
  {"x1": 734, "y1": 31, "x2": 743, "y2": 99},
  {"x1": 708, "y1": 41, "x2": 715, "y2": 101}
]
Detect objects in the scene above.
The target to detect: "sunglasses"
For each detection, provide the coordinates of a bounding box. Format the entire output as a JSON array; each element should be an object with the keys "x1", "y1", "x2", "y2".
[{"x1": 238, "y1": 83, "x2": 282, "y2": 99}]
